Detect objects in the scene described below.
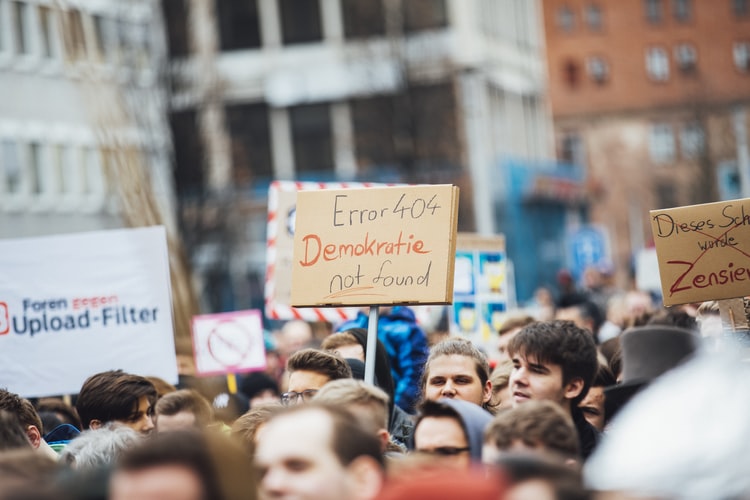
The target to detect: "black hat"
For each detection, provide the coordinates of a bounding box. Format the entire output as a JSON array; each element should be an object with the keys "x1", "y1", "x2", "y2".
[{"x1": 604, "y1": 325, "x2": 699, "y2": 421}]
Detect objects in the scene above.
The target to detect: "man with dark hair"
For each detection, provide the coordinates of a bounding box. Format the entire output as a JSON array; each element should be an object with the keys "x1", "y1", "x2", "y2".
[
  {"x1": 255, "y1": 403, "x2": 385, "y2": 500},
  {"x1": 507, "y1": 320, "x2": 599, "y2": 459},
  {"x1": 75, "y1": 370, "x2": 158, "y2": 434},
  {"x1": 282, "y1": 349, "x2": 352, "y2": 405},
  {"x1": 154, "y1": 389, "x2": 214, "y2": 432},
  {"x1": 0, "y1": 388, "x2": 58, "y2": 458}
]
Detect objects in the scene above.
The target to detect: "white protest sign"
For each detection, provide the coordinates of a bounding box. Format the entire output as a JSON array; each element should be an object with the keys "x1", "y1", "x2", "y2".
[
  {"x1": 0, "y1": 227, "x2": 177, "y2": 398},
  {"x1": 191, "y1": 310, "x2": 266, "y2": 376}
]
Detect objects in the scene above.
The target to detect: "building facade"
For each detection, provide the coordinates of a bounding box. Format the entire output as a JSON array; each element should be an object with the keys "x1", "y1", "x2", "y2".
[
  {"x1": 0, "y1": 0, "x2": 175, "y2": 239},
  {"x1": 164, "y1": 0, "x2": 556, "y2": 312},
  {"x1": 543, "y1": 0, "x2": 750, "y2": 288}
]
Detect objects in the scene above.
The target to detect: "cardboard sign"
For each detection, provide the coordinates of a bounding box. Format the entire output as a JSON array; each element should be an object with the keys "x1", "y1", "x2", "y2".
[
  {"x1": 291, "y1": 185, "x2": 460, "y2": 306},
  {"x1": 650, "y1": 197, "x2": 750, "y2": 306},
  {"x1": 0, "y1": 227, "x2": 177, "y2": 398},
  {"x1": 191, "y1": 310, "x2": 266, "y2": 376}
]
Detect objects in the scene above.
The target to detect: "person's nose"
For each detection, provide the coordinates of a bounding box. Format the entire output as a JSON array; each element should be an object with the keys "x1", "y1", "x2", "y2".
[
  {"x1": 262, "y1": 467, "x2": 287, "y2": 496},
  {"x1": 141, "y1": 414, "x2": 155, "y2": 433},
  {"x1": 510, "y1": 367, "x2": 528, "y2": 387},
  {"x1": 441, "y1": 380, "x2": 457, "y2": 397}
]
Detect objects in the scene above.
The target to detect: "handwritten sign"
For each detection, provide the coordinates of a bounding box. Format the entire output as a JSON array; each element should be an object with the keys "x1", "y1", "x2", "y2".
[
  {"x1": 650, "y1": 197, "x2": 750, "y2": 306},
  {"x1": 291, "y1": 185, "x2": 460, "y2": 306}
]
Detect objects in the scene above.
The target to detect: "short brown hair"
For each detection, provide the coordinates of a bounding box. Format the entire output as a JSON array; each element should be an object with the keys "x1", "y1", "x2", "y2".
[
  {"x1": 155, "y1": 389, "x2": 214, "y2": 427},
  {"x1": 230, "y1": 404, "x2": 284, "y2": 456},
  {"x1": 286, "y1": 348, "x2": 352, "y2": 381},
  {"x1": 314, "y1": 379, "x2": 390, "y2": 431},
  {"x1": 76, "y1": 370, "x2": 157, "y2": 429},
  {"x1": 320, "y1": 332, "x2": 360, "y2": 352},
  {"x1": 0, "y1": 389, "x2": 43, "y2": 434},
  {"x1": 484, "y1": 400, "x2": 579, "y2": 459},
  {"x1": 498, "y1": 315, "x2": 536, "y2": 336}
]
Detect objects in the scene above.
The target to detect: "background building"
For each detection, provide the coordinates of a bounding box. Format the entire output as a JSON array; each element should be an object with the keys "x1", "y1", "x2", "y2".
[
  {"x1": 164, "y1": 0, "x2": 558, "y2": 312},
  {"x1": 543, "y1": 0, "x2": 750, "y2": 289}
]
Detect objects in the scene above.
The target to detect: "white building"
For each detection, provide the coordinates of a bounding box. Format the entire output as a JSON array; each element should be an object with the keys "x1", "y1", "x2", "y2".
[{"x1": 0, "y1": 0, "x2": 175, "y2": 239}]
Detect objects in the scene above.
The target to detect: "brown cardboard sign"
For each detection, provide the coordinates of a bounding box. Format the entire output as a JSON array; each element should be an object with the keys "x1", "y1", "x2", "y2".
[
  {"x1": 650, "y1": 197, "x2": 750, "y2": 306},
  {"x1": 291, "y1": 185, "x2": 460, "y2": 306}
]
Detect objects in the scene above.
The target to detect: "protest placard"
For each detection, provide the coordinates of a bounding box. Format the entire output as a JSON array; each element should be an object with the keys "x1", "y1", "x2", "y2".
[
  {"x1": 0, "y1": 227, "x2": 177, "y2": 398},
  {"x1": 191, "y1": 309, "x2": 266, "y2": 376},
  {"x1": 291, "y1": 185, "x2": 460, "y2": 306},
  {"x1": 650, "y1": 197, "x2": 750, "y2": 306}
]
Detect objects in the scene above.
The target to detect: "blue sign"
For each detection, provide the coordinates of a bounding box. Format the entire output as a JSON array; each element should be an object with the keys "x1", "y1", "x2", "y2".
[{"x1": 568, "y1": 226, "x2": 609, "y2": 279}]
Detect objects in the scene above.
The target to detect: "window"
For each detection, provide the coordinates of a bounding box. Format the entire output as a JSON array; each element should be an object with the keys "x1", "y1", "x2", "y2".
[
  {"x1": 1, "y1": 139, "x2": 22, "y2": 193},
  {"x1": 587, "y1": 56, "x2": 609, "y2": 84},
  {"x1": 404, "y1": 0, "x2": 448, "y2": 32},
  {"x1": 645, "y1": 0, "x2": 664, "y2": 23},
  {"x1": 563, "y1": 59, "x2": 581, "y2": 88},
  {"x1": 169, "y1": 110, "x2": 204, "y2": 196},
  {"x1": 646, "y1": 46, "x2": 670, "y2": 81},
  {"x1": 279, "y1": 0, "x2": 322, "y2": 45},
  {"x1": 225, "y1": 102, "x2": 273, "y2": 184},
  {"x1": 556, "y1": 6, "x2": 576, "y2": 32},
  {"x1": 673, "y1": 0, "x2": 691, "y2": 21},
  {"x1": 734, "y1": 42, "x2": 750, "y2": 72},
  {"x1": 38, "y1": 6, "x2": 54, "y2": 58},
  {"x1": 584, "y1": 4, "x2": 603, "y2": 30},
  {"x1": 62, "y1": 9, "x2": 86, "y2": 61},
  {"x1": 342, "y1": 0, "x2": 385, "y2": 39},
  {"x1": 649, "y1": 123, "x2": 675, "y2": 164},
  {"x1": 84, "y1": 148, "x2": 106, "y2": 195},
  {"x1": 733, "y1": 0, "x2": 749, "y2": 17},
  {"x1": 216, "y1": 0, "x2": 261, "y2": 50},
  {"x1": 560, "y1": 132, "x2": 585, "y2": 166},
  {"x1": 351, "y1": 95, "x2": 397, "y2": 169},
  {"x1": 12, "y1": 1, "x2": 30, "y2": 55},
  {"x1": 290, "y1": 103, "x2": 333, "y2": 174},
  {"x1": 656, "y1": 182, "x2": 677, "y2": 208},
  {"x1": 28, "y1": 142, "x2": 43, "y2": 194},
  {"x1": 674, "y1": 43, "x2": 697, "y2": 73},
  {"x1": 161, "y1": 0, "x2": 190, "y2": 57},
  {"x1": 680, "y1": 122, "x2": 705, "y2": 158}
]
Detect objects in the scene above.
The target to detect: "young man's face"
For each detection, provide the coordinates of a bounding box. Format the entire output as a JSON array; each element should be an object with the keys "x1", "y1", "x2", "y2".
[
  {"x1": 255, "y1": 410, "x2": 359, "y2": 500},
  {"x1": 120, "y1": 395, "x2": 155, "y2": 434},
  {"x1": 509, "y1": 353, "x2": 582, "y2": 411},
  {"x1": 285, "y1": 370, "x2": 331, "y2": 405},
  {"x1": 579, "y1": 385, "x2": 605, "y2": 431},
  {"x1": 423, "y1": 354, "x2": 491, "y2": 407},
  {"x1": 414, "y1": 415, "x2": 471, "y2": 469}
]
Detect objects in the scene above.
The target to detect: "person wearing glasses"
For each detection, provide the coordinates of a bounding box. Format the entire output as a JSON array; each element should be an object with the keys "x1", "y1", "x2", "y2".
[
  {"x1": 282, "y1": 348, "x2": 352, "y2": 406},
  {"x1": 412, "y1": 398, "x2": 492, "y2": 469}
]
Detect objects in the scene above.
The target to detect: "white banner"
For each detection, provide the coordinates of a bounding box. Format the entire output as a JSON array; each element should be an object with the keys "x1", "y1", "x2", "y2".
[
  {"x1": 0, "y1": 227, "x2": 177, "y2": 398},
  {"x1": 191, "y1": 310, "x2": 266, "y2": 376}
]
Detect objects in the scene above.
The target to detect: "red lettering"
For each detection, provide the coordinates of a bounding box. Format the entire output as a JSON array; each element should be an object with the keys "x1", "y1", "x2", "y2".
[
  {"x1": 299, "y1": 234, "x2": 322, "y2": 267},
  {"x1": 667, "y1": 260, "x2": 695, "y2": 296}
]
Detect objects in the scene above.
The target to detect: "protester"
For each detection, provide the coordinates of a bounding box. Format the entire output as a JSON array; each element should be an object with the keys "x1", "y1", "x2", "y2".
[
  {"x1": 154, "y1": 388, "x2": 215, "y2": 432},
  {"x1": 239, "y1": 371, "x2": 281, "y2": 409},
  {"x1": 488, "y1": 360, "x2": 513, "y2": 410},
  {"x1": 0, "y1": 388, "x2": 59, "y2": 458},
  {"x1": 496, "y1": 315, "x2": 536, "y2": 364},
  {"x1": 254, "y1": 403, "x2": 385, "y2": 500},
  {"x1": 60, "y1": 425, "x2": 141, "y2": 471},
  {"x1": 413, "y1": 398, "x2": 492, "y2": 469},
  {"x1": 421, "y1": 338, "x2": 493, "y2": 411},
  {"x1": 110, "y1": 428, "x2": 256, "y2": 500},
  {"x1": 230, "y1": 404, "x2": 284, "y2": 457},
  {"x1": 336, "y1": 306, "x2": 429, "y2": 414},
  {"x1": 579, "y1": 360, "x2": 615, "y2": 432},
  {"x1": 555, "y1": 299, "x2": 604, "y2": 342},
  {"x1": 75, "y1": 370, "x2": 158, "y2": 435},
  {"x1": 283, "y1": 348, "x2": 352, "y2": 405},
  {"x1": 314, "y1": 378, "x2": 402, "y2": 454},
  {"x1": 507, "y1": 320, "x2": 599, "y2": 459},
  {"x1": 483, "y1": 400, "x2": 580, "y2": 464}
]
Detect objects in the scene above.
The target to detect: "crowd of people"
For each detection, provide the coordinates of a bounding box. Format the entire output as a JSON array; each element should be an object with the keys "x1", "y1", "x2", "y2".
[{"x1": 1, "y1": 265, "x2": 750, "y2": 499}]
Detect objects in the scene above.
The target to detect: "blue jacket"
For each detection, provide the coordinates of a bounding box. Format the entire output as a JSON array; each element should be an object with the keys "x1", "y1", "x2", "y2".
[{"x1": 337, "y1": 306, "x2": 429, "y2": 414}]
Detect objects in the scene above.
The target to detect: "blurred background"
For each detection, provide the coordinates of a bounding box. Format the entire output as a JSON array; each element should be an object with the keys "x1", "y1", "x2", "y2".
[{"x1": 1, "y1": 0, "x2": 749, "y2": 349}]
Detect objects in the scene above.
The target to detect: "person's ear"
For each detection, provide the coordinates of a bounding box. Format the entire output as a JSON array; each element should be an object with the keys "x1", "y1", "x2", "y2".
[
  {"x1": 482, "y1": 379, "x2": 493, "y2": 404},
  {"x1": 89, "y1": 419, "x2": 103, "y2": 430},
  {"x1": 25, "y1": 425, "x2": 42, "y2": 448},
  {"x1": 563, "y1": 377, "x2": 585, "y2": 401},
  {"x1": 377, "y1": 429, "x2": 390, "y2": 454},
  {"x1": 345, "y1": 455, "x2": 385, "y2": 500}
]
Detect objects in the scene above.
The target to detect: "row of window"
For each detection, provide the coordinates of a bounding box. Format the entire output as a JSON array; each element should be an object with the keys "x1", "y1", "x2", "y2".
[
  {"x1": 558, "y1": 0, "x2": 748, "y2": 33},
  {"x1": 564, "y1": 42, "x2": 750, "y2": 87},
  {"x1": 0, "y1": 138, "x2": 109, "y2": 211},
  {"x1": 649, "y1": 122, "x2": 705, "y2": 164},
  {"x1": 0, "y1": 0, "x2": 156, "y2": 76},
  {"x1": 165, "y1": 0, "x2": 448, "y2": 57}
]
